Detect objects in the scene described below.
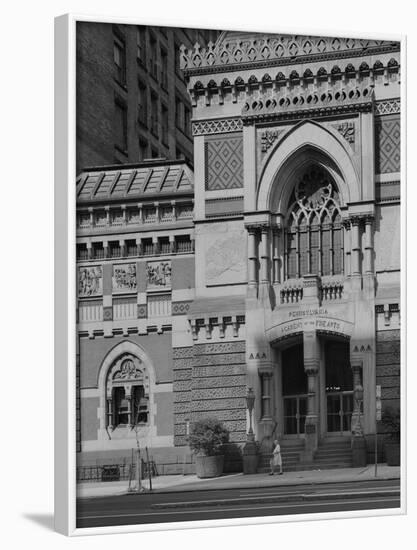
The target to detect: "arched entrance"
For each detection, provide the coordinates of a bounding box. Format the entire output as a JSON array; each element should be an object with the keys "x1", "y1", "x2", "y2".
[{"x1": 274, "y1": 335, "x2": 353, "y2": 441}]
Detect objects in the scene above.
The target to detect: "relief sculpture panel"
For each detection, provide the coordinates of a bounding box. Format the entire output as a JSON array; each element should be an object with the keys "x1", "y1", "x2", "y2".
[{"x1": 78, "y1": 266, "x2": 102, "y2": 297}]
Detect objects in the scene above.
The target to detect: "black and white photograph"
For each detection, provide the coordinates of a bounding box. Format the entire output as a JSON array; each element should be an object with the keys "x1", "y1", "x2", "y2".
[{"x1": 69, "y1": 19, "x2": 404, "y2": 532}]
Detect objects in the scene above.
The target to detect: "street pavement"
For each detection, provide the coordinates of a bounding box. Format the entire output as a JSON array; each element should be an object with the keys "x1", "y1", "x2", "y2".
[
  {"x1": 77, "y1": 463, "x2": 400, "y2": 499},
  {"x1": 76, "y1": 477, "x2": 401, "y2": 528}
]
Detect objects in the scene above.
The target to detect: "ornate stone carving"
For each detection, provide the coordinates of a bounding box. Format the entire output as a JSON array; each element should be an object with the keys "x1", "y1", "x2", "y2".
[
  {"x1": 112, "y1": 263, "x2": 137, "y2": 293},
  {"x1": 78, "y1": 265, "x2": 102, "y2": 297},
  {"x1": 261, "y1": 129, "x2": 281, "y2": 153},
  {"x1": 333, "y1": 121, "x2": 355, "y2": 144},
  {"x1": 147, "y1": 261, "x2": 171, "y2": 289},
  {"x1": 192, "y1": 118, "x2": 243, "y2": 135},
  {"x1": 113, "y1": 358, "x2": 143, "y2": 381}
]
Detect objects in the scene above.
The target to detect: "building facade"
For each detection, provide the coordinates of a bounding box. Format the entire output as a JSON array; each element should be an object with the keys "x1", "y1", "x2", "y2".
[
  {"x1": 76, "y1": 31, "x2": 401, "y2": 475},
  {"x1": 76, "y1": 22, "x2": 218, "y2": 173}
]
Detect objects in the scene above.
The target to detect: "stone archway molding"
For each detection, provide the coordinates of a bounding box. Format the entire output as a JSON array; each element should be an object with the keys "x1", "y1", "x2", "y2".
[
  {"x1": 97, "y1": 340, "x2": 157, "y2": 434},
  {"x1": 257, "y1": 120, "x2": 361, "y2": 212}
]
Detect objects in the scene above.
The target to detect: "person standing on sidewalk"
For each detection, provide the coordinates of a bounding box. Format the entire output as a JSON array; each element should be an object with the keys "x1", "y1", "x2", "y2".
[{"x1": 269, "y1": 439, "x2": 283, "y2": 475}]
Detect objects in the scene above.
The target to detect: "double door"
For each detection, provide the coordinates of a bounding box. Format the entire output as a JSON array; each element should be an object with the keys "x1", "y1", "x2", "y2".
[
  {"x1": 283, "y1": 394, "x2": 307, "y2": 436},
  {"x1": 326, "y1": 391, "x2": 353, "y2": 434}
]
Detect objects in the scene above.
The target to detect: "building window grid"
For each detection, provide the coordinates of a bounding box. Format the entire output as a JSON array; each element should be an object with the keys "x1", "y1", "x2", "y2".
[
  {"x1": 149, "y1": 33, "x2": 158, "y2": 80},
  {"x1": 136, "y1": 27, "x2": 147, "y2": 66},
  {"x1": 76, "y1": 235, "x2": 194, "y2": 262},
  {"x1": 138, "y1": 81, "x2": 147, "y2": 127},
  {"x1": 160, "y1": 48, "x2": 168, "y2": 90},
  {"x1": 113, "y1": 36, "x2": 126, "y2": 86},
  {"x1": 114, "y1": 98, "x2": 128, "y2": 153}
]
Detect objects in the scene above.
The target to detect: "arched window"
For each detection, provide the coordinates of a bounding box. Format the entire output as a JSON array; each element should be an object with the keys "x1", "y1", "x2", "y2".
[
  {"x1": 106, "y1": 355, "x2": 150, "y2": 430},
  {"x1": 285, "y1": 167, "x2": 343, "y2": 279}
]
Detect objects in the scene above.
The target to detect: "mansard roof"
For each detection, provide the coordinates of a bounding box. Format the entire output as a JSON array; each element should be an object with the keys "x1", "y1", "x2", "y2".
[
  {"x1": 180, "y1": 32, "x2": 400, "y2": 75},
  {"x1": 76, "y1": 159, "x2": 194, "y2": 204}
]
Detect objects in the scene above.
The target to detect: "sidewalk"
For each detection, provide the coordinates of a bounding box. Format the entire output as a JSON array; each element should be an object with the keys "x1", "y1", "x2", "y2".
[{"x1": 77, "y1": 464, "x2": 400, "y2": 499}]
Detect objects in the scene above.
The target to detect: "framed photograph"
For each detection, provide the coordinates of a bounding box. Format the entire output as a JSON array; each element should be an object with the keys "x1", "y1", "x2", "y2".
[{"x1": 55, "y1": 14, "x2": 406, "y2": 536}]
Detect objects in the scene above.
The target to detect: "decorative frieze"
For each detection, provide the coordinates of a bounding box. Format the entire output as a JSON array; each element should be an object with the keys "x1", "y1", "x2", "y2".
[
  {"x1": 192, "y1": 118, "x2": 243, "y2": 135},
  {"x1": 375, "y1": 99, "x2": 400, "y2": 116},
  {"x1": 180, "y1": 36, "x2": 399, "y2": 73},
  {"x1": 172, "y1": 301, "x2": 192, "y2": 316},
  {"x1": 242, "y1": 85, "x2": 373, "y2": 124}
]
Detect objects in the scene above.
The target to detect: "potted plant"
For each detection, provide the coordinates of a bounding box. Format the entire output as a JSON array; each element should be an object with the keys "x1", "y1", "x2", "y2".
[
  {"x1": 381, "y1": 406, "x2": 400, "y2": 466},
  {"x1": 188, "y1": 417, "x2": 230, "y2": 478}
]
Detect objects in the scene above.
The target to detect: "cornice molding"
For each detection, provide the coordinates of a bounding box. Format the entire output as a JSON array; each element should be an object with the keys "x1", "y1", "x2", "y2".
[{"x1": 181, "y1": 37, "x2": 399, "y2": 75}]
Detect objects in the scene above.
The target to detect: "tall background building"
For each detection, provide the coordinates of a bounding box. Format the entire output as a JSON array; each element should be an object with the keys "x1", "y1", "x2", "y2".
[{"x1": 76, "y1": 22, "x2": 219, "y2": 173}]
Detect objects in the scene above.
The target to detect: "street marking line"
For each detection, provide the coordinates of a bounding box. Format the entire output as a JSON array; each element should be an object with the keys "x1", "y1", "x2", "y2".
[
  {"x1": 78, "y1": 497, "x2": 400, "y2": 520},
  {"x1": 150, "y1": 490, "x2": 400, "y2": 509},
  {"x1": 240, "y1": 487, "x2": 400, "y2": 498}
]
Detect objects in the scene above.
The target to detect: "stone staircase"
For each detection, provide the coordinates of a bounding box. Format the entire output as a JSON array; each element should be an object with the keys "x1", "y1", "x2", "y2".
[
  {"x1": 257, "y1": 439, "x2": 305, "y2": 473},
  {"x1": 257, "y1": 436, "x2": 353, "y2": 473}
]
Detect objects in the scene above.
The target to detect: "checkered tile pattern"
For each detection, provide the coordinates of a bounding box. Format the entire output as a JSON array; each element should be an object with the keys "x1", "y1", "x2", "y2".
[
  {"x1": 205, "y1": 134, "x2": 244, "y2": 190},
  {"x1": 375, "y1": 115, "x2": 401, "y2": 174}
]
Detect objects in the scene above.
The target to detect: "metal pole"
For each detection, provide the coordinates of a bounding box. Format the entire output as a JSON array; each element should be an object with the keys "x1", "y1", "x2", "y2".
[
  {"x1": 146, "y1": 446, "x2": 152, "y2": 492},
  {"x1": 374, "y1": 431, "x2": 378, "y2": 477},
  {"x1": 136, "y1": 447, "x2": 142, "y2": 492}
]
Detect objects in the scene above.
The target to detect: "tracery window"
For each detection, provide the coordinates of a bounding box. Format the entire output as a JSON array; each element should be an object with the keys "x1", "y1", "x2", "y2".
[
  {"x1": 106, "y1": 355, "x2": 150, "y2": 429},
  {"x1": 285, "y1": 167, "x2": 343, "y2": 279}
]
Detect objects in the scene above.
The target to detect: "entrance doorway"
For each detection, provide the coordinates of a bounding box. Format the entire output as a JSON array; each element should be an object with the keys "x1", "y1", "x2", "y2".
[
  {"x1": 325, "y1": 340, "x2": 353, "y2": 435},
  {"x1": 282, "y1": 344, "x2": 307, "y2": 437}
]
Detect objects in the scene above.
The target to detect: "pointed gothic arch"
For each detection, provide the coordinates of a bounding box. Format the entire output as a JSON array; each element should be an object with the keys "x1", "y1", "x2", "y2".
[{"x1": 257, "y1": 120, "x2": 360, "y2": 213}]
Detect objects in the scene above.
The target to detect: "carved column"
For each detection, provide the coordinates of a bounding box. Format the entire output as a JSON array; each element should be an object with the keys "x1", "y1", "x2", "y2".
[
  {"x1": 364, "y1": 215, "x2": 374, "y2": 274},
  {"x1": 259, "y1": 225, "x2": 270, "y2": 284},
  {"x1": 302, "y1": 331, "x2": 320, "y2": 460},
  {"x1": 272, "y1": 227, "x2": 281, "y2": 284},
  {"x1": 343, "y1": 220, "x2": 351, "y2": 277},
  {"x1": 247, "y1": 225, "x2": 258, "y2": 287},
  {"x1": 260, "y1": 372, "x2": 273, "y2": 420},
  {"x1": 169, "y1": 235, "x2": 176, "y2": 254},
  {"x1": 350, "y1": 216, "x2": 362, "y2": 277},
  {"x1": 86, "y1": 241, "x2": 93, "y2": 260},
  {"x1": 107, "y1": 396, "x2": 114, "y2": 431}
]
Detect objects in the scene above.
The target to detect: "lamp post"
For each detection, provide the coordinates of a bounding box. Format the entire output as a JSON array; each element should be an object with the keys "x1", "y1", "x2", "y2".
[
  {"x1": 243, "y1": 387, "x2": 258, "y2": 474},
  {"x1": 351, "y1": 383, "x2": 366, "y2": 467}
]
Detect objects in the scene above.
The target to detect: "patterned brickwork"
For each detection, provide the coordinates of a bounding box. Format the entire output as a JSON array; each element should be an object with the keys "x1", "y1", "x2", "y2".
[
  {"x1": 173, "y1": 342, "x2": 247, "y2": 446},
  {"x1": 376, "y1": 330, "x2": 400, "y2": 426},
  {"x1": 375, "y1": 115, "x2": 401, "y2": 174},
  {"x1": 205, "y1": 134, "x2": 244, "y2": 190}
]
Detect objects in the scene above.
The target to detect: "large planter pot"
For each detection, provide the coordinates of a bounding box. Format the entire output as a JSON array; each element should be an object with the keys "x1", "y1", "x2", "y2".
[
  {"x1": 385, "y1": 442, "x2": 400, "y2": 466},
  {"x1": 195, "y1": 455, "x2": 224, "y2": 478}
]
